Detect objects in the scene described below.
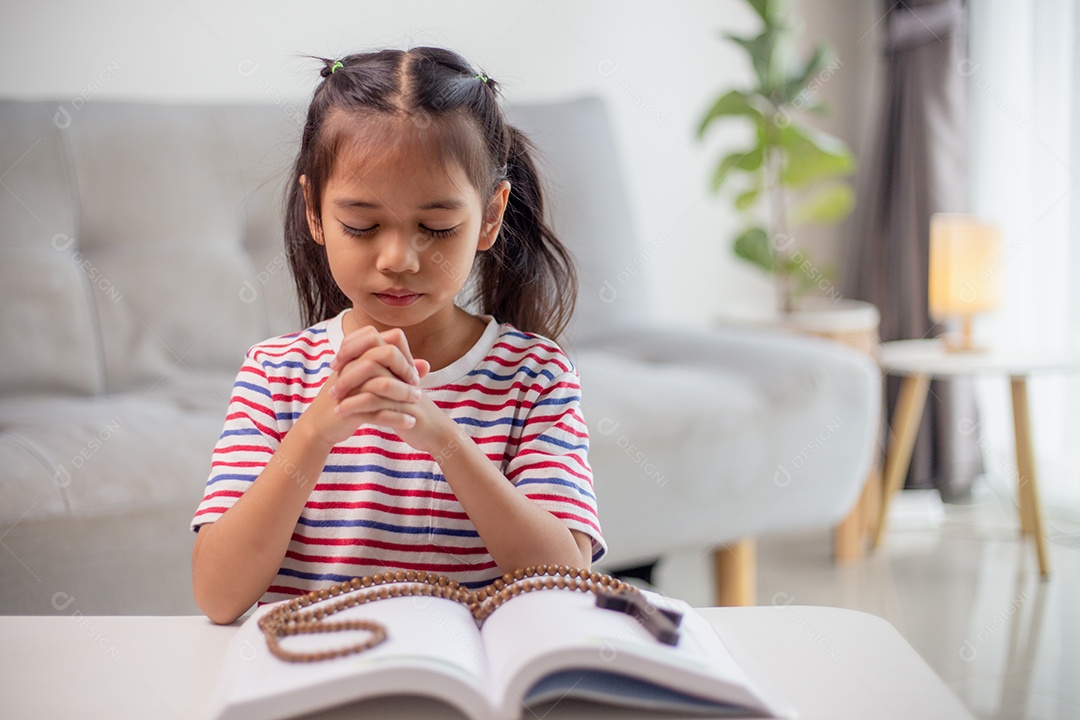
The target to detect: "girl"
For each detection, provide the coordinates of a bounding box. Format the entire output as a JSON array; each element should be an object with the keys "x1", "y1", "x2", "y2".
[{"x1": 190, "y1": 47, "x2": 605, "y2": 625}]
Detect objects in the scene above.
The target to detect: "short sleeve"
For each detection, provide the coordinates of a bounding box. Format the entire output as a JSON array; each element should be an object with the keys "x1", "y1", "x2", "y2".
[
  {"x1": 190, "y1": 349, "x2": 282, "y2": 531},
  {"x1": 504, "y1": 369, "x2": 607, "y2": 563}
]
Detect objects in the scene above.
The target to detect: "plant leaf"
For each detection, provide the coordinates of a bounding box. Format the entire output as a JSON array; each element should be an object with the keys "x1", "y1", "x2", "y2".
[
  {"x1": 778, "y1": 44, "x2": 829, "y2": 106},
  {"x1": 746, "y1": 0, "x2": 770, "y2": 23},
  {"x1": 724, "y1": 28, "x2": 781, "y2": 94},
  {"x1": 696, "y1": 90, "x2": 762, "y2": 138},
  {"x1": 733, "y1": 226, "x2": 774, "y2": 273},
  {"x1": 790, "y1": 182, "x2": 856, "y2": 225},
  {"x1": 779, "y1": 123, "x2": 854, "y2": 187},
  {"x1": 710, "y1": 143, "x2": 764, "y2": 193},
  {"x1": 735, "y1": 184, "x2": 762, "y2": 212}
]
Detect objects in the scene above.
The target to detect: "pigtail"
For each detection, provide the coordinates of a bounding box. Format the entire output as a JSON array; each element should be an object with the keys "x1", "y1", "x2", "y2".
[
  {"x1": 282, "y1": 47, "x2": 579, "y2": 339},
  {"x1": 284, "y1": 162, "x2": 350, "y2": 328},
  {"x1": 474, "y1": 127, "x2": 578, "y2": 341}
]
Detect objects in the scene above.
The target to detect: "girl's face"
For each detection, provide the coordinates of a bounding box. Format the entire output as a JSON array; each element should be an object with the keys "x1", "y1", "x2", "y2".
[{"x1": 302, "y1": 124, "x2": 509, "y2": 337}]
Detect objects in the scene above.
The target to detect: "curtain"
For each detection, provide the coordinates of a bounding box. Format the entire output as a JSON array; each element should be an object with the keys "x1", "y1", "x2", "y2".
[
  {"x1": 968, "y1": 1, "x2": 1080, "y2": 511},
  {"x1": 846, "y1": 0, "x2": 984, "y2": 500}
]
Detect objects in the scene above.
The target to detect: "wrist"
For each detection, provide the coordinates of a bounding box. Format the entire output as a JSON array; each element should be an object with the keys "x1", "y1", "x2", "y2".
[{"x1": 288, "y1": 412, "x2": 337, "y2": 457}]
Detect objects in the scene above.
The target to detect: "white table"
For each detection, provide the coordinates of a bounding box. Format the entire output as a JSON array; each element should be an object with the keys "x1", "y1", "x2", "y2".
[
  {"x1": 2, "y1": 605, "x2": 973, "y2": 719},
  {"x1": 874, "y1": 339, "x2": 1080, "y2": 575}
]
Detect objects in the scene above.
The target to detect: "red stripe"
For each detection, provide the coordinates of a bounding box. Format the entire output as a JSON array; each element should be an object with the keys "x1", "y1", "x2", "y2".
[
  {"x1": 291, "y1": 532, "x2": 488, "y2": 554},
  {"x1": 214, "y1": 443, "x2": 273, "y2": 455},
  {"x1": 281, "y1": 554, "x2": 498, "y2": 574},
  {"x1": 257, "y1": 347, "x2": 333, "y2": 361},
  {"x1": 508, "y1": 457, "x2": 591, "y2": 483},
  {"x1": 257, "y1": 334, "x2": 328, "y2": 352},
  {"x1": 484, "y1": 350, "x2": 571, "y2": 375},
  {"x1": 547, "y1": 510, "x2": 602, "y2": 535},
  {"x1": 211, "y1": 460, "x2": 267, "y2": 468},
  {"x1": 524, "y1": 492, "x2": 598, "y2": 514},
  {"x1": 329, "y1": 445, "x2": 432, "y2": 462},
  {"x1": 231, "y1": 395, "x2": 276, "y2": 421},
  {"x1": 266, "y1": 375, "x2": 327, "y2": 389},
  {"x1": 223, "y1": 412, "x2": 280, "y2": 440},
  {"x1": 304, "y1": 500, "x2": 469, "y2": 520},
  {"x1": 313, "y1": 481, "x2": 459, "y2": 502}
]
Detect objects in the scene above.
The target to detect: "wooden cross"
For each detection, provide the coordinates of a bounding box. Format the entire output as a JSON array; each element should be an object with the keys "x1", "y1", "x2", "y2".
[{"x1": 595, "y1": 589, "x2": 682, "y2": 645}]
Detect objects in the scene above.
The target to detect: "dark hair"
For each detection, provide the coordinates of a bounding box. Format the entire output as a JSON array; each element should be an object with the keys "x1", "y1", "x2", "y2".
[{"x1": 284, "y1": 47, "x2": 577, "y2": 340}]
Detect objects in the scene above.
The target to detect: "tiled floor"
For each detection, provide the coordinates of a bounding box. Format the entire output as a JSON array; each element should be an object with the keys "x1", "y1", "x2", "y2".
[{"x1": 653, "y1": 478, "x2": 1080, "y2": 720}]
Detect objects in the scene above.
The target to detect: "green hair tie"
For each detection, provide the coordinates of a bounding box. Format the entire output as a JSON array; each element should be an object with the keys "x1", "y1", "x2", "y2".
[
  {"x1": 330, "y1": 60, "x2": 344, "y2": 74},
  {"x1": 475, "y1": 73, "x2": 488, "y2": 83}
]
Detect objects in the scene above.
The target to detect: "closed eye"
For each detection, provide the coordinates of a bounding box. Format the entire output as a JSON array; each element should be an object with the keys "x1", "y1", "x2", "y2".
[
  {"x1": 339, "y1": 224, "x2": 458, "y2": 239},
  {"x1": 340, "y1": 223, "x2": 376, "y2": 238},
  {"x1": 422, "y1": 225, "x2": 458, "y2": 238}
]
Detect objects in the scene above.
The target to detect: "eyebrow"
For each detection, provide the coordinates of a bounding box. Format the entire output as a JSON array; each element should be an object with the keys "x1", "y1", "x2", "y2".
[{"x1": 331, "y1": 198, "x2": 466, "y2": 211}]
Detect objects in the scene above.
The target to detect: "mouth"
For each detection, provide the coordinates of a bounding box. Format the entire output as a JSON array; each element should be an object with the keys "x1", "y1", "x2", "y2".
[{"x1": 373, "y1": 290, "x2": 423, "y2": 307}]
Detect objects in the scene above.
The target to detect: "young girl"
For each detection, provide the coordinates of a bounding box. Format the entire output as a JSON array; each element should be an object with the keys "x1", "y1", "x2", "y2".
[{"x1": 190, "y1": 47, "x2": 605, "y2": 624}]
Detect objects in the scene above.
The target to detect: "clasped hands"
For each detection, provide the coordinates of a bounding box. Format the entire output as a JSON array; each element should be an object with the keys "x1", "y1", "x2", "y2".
[{"x1": 308, "y1": 326, "x2": 455, "y2": 454}]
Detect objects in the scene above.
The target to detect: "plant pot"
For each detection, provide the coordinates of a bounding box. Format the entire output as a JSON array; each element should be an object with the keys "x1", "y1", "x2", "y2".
[{"x1": 781, "y1": 298, "x2": 881, "y2": 355}]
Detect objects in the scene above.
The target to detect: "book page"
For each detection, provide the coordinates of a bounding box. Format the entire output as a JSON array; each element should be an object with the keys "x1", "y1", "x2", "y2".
[
  {"x1": 479, "y1": 588, "x2": 782, "y2": 719},
  {"x1": 214, "y1": 595, "x2": 494, "y2": 720}
]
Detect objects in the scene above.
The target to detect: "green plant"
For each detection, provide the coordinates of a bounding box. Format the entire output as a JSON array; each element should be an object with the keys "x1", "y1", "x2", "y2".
[{"x1": 697, "y1": 0, "x2": 856, "y2": 311}]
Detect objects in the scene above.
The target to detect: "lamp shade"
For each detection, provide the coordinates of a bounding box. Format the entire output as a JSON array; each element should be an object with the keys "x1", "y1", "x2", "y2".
[{"x1": 928, "y1": 214, "x2": 1003, "y2": 320}]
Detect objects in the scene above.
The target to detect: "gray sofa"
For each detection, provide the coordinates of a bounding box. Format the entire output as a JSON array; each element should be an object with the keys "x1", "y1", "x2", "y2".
[{"x1": 0, "y1": 96, "x2": 879, "y2": 614}]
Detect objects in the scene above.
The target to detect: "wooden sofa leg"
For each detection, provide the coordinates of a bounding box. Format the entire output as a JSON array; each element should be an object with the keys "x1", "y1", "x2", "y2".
[{"x1": 713, "y1": 539, "x2": 756, "y2": 606}]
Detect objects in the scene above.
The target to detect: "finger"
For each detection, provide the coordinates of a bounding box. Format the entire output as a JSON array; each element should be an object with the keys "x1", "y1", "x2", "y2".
[
  {"x1": 380, "y1": 328, "x2": 420, "y2": 384},
  {"x1": 331, "y1": 325, "x2": 385, "y2": 371},
  {"x1": 335, "y1": 393, "x2": 417, "y2": 425},
  {"x1": 356, "y1": 375, "x2": 422, "y2": 403},
  {"x1": 329, "y1": 358, "x2": 393, "y2": 401},
  {"x1": 358, "y1": 344, "x2": 418, "y2": 385},
  {"x1": 414, "y1": 359, "x2": 431, "y2": 379}
]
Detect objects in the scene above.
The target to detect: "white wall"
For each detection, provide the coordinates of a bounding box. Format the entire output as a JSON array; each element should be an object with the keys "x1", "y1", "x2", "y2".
[{"x1": 0, "y1": 0, "x2": 881, "y2": 327}]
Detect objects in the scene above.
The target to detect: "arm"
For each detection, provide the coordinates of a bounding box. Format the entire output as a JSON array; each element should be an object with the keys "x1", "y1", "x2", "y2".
[
  {"x1": 329, "y1": 332, "x2": 597, "y2": 573},
  {"x1": 191, "y1": 419, "x2": 334, "y2": 624},
  {"x1": 425, "y1": 422, "x2": 593, "y2": 572},
  {"x1": 192, "y1": 331, "x2": 425, "y2": 625}
]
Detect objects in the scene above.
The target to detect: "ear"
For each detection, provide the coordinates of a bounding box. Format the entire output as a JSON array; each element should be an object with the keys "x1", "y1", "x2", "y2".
[
  {"x1": 478, "y1": 180, "x2": 511, "y2": 252},
  {"x1": 299, "y1": 175, "x2": 325, "y2": 245}
]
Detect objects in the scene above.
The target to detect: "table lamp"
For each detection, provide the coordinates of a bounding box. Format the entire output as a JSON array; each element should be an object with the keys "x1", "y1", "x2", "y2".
[{"x1": 928, "y1": 214, "x2": 1002, "y2": 352}]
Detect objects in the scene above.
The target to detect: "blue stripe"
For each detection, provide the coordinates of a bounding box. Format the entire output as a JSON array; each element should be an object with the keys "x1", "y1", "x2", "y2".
[
  {"x1": 220, "y1": 428, "x2": 263, "y2": 438},
  {"x1": 534, "y1": 395, "x2": 578, "y2": 408},
  {"x1": 452, "y1": 415, "x2": 524, "y2": 429},
  {"x1": 514, "y1": 476, "x2": 596, "y2": 501},
  {"x1": 279, "y1": 566, "x2": 493, "y2": 589},
  {"x1": 321, "y1": 464, "x2": 447, "y2": 482},
  {"x1": 296, "y1": 516, "x2": 477, "y2": 537},
  {"x1": 466, "y1": 366, "x2": 556, "y2": 382},
  {"x1": 262, "y1": 359, "x2": 330, "y2": 375},
  {"x1": 534, "y1": 433, "x2": 588, "y2": 452},
  {"x1": 208, "y1": 473, "x2": 257, "y2": 483},
  {"x1": 233, "y1": 380, "x2": 271, "y2": 398}
]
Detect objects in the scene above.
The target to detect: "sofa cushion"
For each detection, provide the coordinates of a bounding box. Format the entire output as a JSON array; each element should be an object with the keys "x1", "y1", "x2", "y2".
[
  {"x1": 85, "y1": 246, "x2": 264, "y2": 392},
  {"x1": 0, "y1": 372, "x2": 231, "y2": 524},
  {"x1": 0, "y1": 249, "x2": 103, "y2": 396}
]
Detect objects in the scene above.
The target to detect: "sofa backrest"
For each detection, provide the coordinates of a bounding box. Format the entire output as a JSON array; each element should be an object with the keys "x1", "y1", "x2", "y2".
[{"x1": 0, "y1": 95, "x2": 649, "y2": 396}]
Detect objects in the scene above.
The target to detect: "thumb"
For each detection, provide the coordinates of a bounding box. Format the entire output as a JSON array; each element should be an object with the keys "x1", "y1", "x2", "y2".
[{"x1": 414, "y1": 359, "x2": 431, "y2": 379}]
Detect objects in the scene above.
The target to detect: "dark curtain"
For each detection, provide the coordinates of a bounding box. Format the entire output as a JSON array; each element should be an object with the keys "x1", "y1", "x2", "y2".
[{"x1": 847, "y1": 0, "x2": 984, "y2": 501}]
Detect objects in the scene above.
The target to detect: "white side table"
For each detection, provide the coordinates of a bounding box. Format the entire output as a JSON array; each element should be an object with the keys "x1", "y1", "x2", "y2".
[{"x1": 873, "y1": 339, "x2": 1080, "y2": 576}]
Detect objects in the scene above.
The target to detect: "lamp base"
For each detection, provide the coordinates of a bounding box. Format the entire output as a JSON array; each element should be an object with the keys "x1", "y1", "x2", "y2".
[
  {"x1": 941, "y1": 335, "x2": 991, "y2": 353},
  {"x1": 940, "y1": 315, "x2": 991, "y2": 353}
]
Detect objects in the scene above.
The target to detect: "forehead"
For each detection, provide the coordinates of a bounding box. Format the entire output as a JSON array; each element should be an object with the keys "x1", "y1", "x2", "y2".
[{"x1": 322, "y1": 110, "x2": 478, "y2": 202}]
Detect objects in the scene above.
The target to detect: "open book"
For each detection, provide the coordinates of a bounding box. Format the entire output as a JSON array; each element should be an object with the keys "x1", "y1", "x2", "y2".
[{"x1": 211, "y1": 585, "x2": 794, "y2": 720}]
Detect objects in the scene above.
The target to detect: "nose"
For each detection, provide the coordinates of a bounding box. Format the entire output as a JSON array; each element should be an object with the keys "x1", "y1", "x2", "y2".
[{"x1": 375, "y1": 230, "x2": 420, "y2": 274}]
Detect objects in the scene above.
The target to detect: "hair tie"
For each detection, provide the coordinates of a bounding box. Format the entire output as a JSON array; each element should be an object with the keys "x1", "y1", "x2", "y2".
[
  {"x1": 331, "y1": 61, "x2": 344, "y2": 74},
  {"x1": 475, "y1": 73, "x2": 489, "y2": 83}
]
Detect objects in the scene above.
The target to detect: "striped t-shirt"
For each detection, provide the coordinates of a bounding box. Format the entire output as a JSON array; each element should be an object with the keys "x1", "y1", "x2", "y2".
[{"x1": 191, "y1": 310, "x2": 605, "y2": 604}]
